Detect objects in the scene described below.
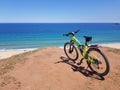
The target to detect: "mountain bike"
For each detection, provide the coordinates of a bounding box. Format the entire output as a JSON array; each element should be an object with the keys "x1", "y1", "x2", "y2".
[{"x1": 63, "y1": 30, "x2": 110, "y2": 76}]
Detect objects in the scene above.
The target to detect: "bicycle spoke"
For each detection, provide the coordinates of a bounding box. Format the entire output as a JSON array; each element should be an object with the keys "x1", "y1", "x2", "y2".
[
  {"x1": 64, "y1": 42, "x2": 79, "y2": 61},
  {"x1": 86, "y1": 48, "x2": 109, "y2": 76}
]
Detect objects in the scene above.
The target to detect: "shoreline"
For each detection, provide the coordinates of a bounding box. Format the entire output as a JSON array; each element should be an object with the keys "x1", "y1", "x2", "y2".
[
  {"x1": 0, "y1": 48, "x2": 37, "y2": 60},
  {"x1": 100, "y1": 43, "x2": 120, "y2": 49},
  {"x1": 0, "y1": 43, "x2": 120, "y2": 60}
]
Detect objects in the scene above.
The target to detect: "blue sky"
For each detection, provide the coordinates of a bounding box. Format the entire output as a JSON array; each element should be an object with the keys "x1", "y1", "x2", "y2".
[{"x1": 0, "y1": 0, "x2": 120, "y2": 23}]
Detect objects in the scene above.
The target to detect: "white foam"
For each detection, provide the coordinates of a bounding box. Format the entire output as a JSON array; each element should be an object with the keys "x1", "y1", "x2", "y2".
[
  {"x1": 59, "y1": 46, "x2": 64, "y2": 49},
  {"x1": 0, "y1": 48, "x2": 38, "y2": 60}
]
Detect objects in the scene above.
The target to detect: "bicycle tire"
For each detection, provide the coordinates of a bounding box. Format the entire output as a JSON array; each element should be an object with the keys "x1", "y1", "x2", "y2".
[
  {"x1": 86, "y1": 48, "x2": 110, "y2": 76},
  {"x1": 64, "y1": 42, "x2": 79, "y2": 61}
]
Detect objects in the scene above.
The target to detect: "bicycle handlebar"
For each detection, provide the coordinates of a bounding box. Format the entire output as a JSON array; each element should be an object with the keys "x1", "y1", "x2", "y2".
[
  {"x1": 63, "y1": 29, "x2": 80, "y2": 36},
  {"x1": 74, "y1": 29, "x2": 80, "y2": 33}
]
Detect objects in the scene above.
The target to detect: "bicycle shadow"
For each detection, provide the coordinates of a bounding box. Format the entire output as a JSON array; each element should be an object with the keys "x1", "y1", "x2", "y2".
[{"x1": 55, "y1": 56, "x2": 105, "y2": 81}]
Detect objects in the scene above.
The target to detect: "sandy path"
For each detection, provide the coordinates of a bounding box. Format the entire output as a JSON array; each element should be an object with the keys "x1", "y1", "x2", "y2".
[{"x1": 0, "y1": 47, "x2": 120, "y2": 90}]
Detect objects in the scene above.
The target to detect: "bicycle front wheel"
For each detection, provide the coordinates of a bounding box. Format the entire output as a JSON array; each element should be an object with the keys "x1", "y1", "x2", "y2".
[
  {"x1": 64, "y1": 42, "x2": 79, "y2": 61},
  {"x1": 86, "y1": 48, "x2": 110, "y2": 76}
]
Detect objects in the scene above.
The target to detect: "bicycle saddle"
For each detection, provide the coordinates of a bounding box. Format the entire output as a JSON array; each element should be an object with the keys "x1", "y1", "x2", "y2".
[{"x1": 83, "y1": 36, "x2": 92, "y2": 42}]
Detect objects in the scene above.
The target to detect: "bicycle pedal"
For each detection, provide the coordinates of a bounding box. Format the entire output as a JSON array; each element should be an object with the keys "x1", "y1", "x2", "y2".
[
  {"x1": 77, "y1": 63, "x2": 81, "y2": 65},
  {"x1": 77, "y1": 62, "x2": 82, "y2": 65},
  {"x1": 77, "y1": 59, "x2": 83, "y2": 65}
]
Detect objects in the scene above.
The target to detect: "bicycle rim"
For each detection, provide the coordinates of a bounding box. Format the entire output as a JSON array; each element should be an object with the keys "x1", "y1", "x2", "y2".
[
  {"x1": 87, "y1": 48, "x2": 110, "y2": 76},
  {"x1": 64, "y1": 42, "x2": 78, "y2": 61}
]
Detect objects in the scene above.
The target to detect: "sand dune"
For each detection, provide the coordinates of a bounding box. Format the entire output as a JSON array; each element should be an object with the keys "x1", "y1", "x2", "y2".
[{"x1": 0, "y1": 47, "x2": 120, "y2": 90}]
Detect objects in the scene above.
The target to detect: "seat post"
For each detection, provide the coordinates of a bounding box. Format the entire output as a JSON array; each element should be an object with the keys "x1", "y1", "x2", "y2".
[{"x1": 85, "y1": 41, "x2": 88, "y2": 46}]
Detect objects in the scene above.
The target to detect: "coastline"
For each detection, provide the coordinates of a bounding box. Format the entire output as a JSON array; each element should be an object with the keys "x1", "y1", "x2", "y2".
[{"x1": 0, "y1": 43, "x2": 120, "y2": 60}]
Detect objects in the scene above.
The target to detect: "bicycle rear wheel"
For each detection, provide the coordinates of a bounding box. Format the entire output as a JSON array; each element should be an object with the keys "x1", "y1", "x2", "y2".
[
  {"x1": 64, "y1": 42, "x2": 79, "y2": 61},
  {"x1": 86, "y1": 48, "x2": 110, "y2": 76}
]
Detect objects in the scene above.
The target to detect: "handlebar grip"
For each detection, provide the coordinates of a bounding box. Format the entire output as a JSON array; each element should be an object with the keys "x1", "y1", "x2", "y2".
[
  {"x1": 74, "y1": 29, "x2": 80, "y2": 33},
  {"x1": 63, "y1": 29, "x2": 80, "y2": 36}
]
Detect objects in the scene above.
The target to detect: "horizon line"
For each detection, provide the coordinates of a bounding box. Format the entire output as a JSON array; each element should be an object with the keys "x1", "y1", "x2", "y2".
[{"x1": 0, "y1": 21, "x2": 120, "y2": 24}]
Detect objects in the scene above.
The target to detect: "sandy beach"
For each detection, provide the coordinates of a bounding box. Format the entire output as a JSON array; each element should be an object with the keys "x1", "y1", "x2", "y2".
[
  {"x1": 0, "y1": 49, "x2": 37, "y2": 60},
  {"x1": 101, "y1": 43, "x2": 120, "y2": 49}
]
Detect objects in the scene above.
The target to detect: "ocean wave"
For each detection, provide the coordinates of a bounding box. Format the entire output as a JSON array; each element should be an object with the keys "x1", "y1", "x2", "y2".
[{"x1": 0, "y1": 48, "x2": 38, "y2": 51}]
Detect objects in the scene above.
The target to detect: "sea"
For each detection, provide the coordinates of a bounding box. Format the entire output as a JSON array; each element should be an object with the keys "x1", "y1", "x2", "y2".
[{"x1": 0, "y1": 23, "x2": 120, "y2": 50}]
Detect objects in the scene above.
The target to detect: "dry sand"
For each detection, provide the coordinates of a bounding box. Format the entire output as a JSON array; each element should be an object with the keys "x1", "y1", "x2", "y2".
[{"x1": 0, "y1": 46, "x2": 120, "y2": 90}]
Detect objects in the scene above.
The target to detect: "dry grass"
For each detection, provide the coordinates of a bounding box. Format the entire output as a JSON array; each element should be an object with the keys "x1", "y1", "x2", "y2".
[
  {"x1": 0, "y1": 49, "x2": 41, "y2": 89},
  {"x1": 107, "y1": 48, "x2": 120, "y2": 54},
  {"x1": 0, "y1": 75, "x2": 22, "y2": 90},
  {"x1": 0, "y1": 75, "x2": 19, "y2": 86},
  {"x1": 0, "y1": 48, "x2": 40, "y2": 76}
]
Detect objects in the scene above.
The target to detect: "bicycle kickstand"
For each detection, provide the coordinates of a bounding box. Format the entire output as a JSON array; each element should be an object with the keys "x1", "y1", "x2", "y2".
[{"x1": 77, "y1": 58, "x2": 84, "y2": 65}]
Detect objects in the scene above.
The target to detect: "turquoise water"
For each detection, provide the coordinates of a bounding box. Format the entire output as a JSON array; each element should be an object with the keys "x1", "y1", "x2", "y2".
[{"x1": 0, "y1": 23, "x2": 120, "y2": 50}]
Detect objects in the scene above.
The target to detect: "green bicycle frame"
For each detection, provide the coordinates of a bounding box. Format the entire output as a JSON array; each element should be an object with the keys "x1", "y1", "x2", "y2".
[
  {"x1": 71, "y1": 36, "x2": 87, "y2": 57},
  {"x1": 71, "y1": 36, "x2": 80, "y2": 45},
  {"x1": 71, "y1": 36, "x2": 95, "y2": 63}
]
